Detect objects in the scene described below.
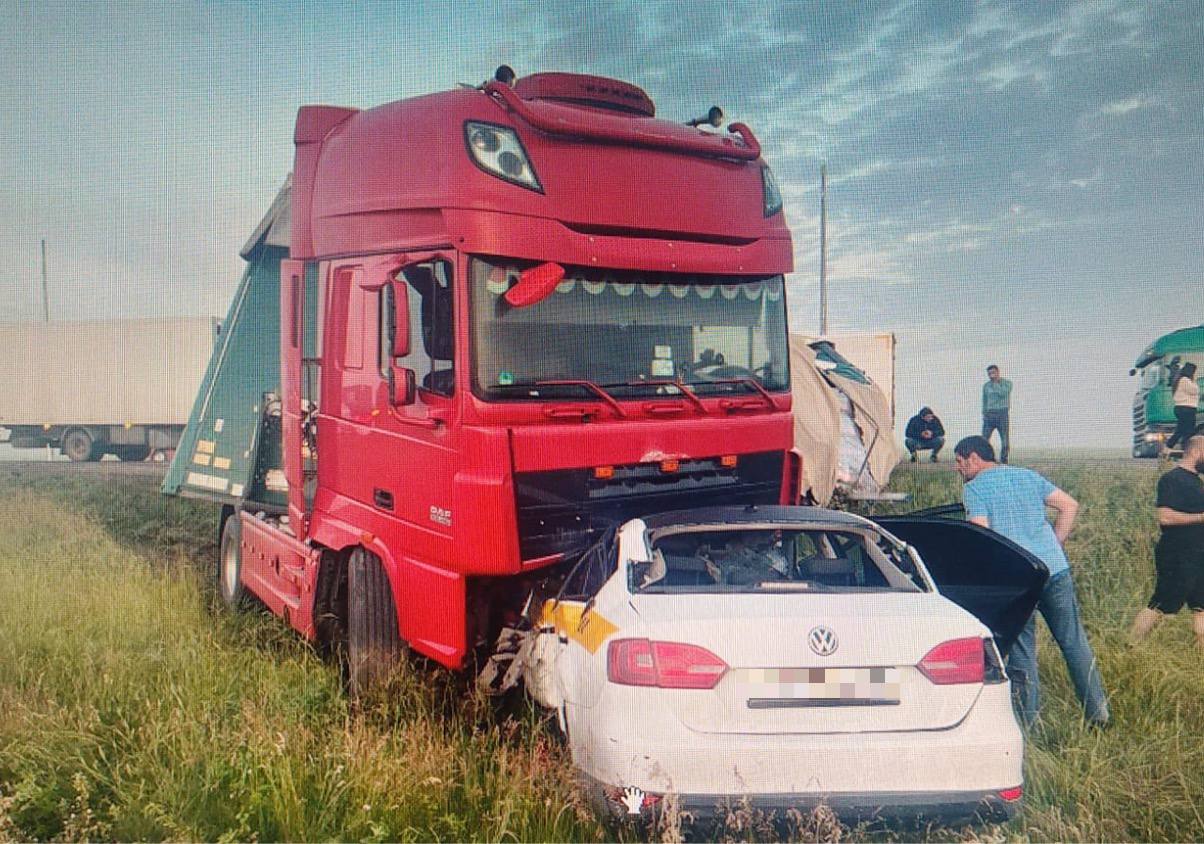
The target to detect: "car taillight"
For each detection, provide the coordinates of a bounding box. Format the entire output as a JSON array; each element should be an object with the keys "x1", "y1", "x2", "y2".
[
  {"x1": 607, "y1": 638, "x2": 728, "y2": 689},
  {"x1": 917, "y1": 637, "x2": 984, "y2": 685}
]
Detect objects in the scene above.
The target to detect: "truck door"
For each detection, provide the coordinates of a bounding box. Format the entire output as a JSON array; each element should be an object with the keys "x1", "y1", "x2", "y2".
[
  {"x1": 874, "y1": 515, "x2": 1049, "y2": 656},
  {"x1": 369, "y1": 258, "x2": 459, "y2": 543}
]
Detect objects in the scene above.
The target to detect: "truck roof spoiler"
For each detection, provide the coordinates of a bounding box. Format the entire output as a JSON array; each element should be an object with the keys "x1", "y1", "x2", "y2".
[{"x1": 484, "y1": 80, "x2": 762, "y2": 162}]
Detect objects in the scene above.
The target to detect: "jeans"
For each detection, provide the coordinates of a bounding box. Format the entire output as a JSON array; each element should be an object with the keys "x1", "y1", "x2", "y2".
[
  {"x1": 982, "y1": 409, "x2": 1010, "y2": 463},
  {"x1": 1006, "y1": 570, "x2": 1109, "y2": 725}
]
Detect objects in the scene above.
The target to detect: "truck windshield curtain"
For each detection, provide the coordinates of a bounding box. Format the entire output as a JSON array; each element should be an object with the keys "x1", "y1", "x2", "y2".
[{"x1": 469, "y1": 258, "x2": 789, "y2": 401}]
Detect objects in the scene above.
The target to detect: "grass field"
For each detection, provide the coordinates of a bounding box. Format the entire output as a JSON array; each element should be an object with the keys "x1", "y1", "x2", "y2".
[{"x1": 2, "y1": 461, "x2": 1203, "y2": 842}]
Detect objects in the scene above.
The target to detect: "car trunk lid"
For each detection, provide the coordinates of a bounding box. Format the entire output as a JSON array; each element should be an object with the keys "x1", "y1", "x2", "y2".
[{"x1": 627, "y1": 592, "x2": 987, "y2": 735}]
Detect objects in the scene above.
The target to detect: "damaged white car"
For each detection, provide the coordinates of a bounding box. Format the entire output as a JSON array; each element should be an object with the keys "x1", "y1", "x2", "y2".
[{"x1": 523, "y1": 505, "x2": 1047, "y2": 824}]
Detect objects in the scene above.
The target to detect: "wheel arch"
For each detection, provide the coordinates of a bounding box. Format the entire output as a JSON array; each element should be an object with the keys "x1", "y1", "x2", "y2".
[{"x1": 309, "y1": 512, "x2": 468, "y2": 667}]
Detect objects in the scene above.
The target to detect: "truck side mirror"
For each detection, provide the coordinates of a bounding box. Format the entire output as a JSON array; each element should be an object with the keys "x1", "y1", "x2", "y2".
[{"x1": 390, "y1": 365, "x2": 416, "y2": 407}]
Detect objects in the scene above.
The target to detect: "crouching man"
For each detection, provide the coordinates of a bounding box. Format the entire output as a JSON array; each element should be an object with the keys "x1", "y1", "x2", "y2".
[{"x1": 905, "y1": 406, "x2": 946, "y2": 462}]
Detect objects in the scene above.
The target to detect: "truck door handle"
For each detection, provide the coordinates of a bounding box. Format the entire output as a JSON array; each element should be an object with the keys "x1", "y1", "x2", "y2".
[
  {"x1": 373, "y1": 488, "x2": 394, "y2": 510},
  {"x1": 543, "y1": 405, "x2": 599, "y2": 420}
]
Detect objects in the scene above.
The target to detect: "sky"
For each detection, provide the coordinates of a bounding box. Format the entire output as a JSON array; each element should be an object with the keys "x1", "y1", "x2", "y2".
[{"x1": 1, "y1": 0, "x2": 1202, "y2": 449}]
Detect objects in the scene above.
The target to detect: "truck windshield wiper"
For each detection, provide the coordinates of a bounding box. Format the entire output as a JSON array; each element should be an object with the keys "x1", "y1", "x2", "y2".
[
  {"x1": 698, "y1": 377, "x2": 775, "y2": 408},
  {"x1": 536, "y1": 379, "x2": 627, "y2": 418},
  {"x1": 615, "y1": 379, "x2": 709, "y2": 413}
]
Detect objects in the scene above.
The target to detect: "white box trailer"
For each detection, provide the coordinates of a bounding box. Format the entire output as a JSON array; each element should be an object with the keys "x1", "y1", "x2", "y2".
[{"x1": 0, "y1": 317, "x2": 216, "y2": 461}]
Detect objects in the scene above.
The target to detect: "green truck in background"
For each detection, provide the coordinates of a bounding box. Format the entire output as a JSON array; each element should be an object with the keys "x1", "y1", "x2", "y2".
[{"x1": 1130, "y1": 325, "x2": 1204, "y2": 457}]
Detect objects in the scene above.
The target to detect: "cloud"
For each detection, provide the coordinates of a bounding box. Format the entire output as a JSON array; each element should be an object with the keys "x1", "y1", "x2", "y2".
[{"x1": 1096, "y1": 95, "x2": 1157, "y2": 117}]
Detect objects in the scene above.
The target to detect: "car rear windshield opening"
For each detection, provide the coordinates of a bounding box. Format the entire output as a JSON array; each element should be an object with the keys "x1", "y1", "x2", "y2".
[{"x1": 632, "y1": 525, "x2": 927, "y2": 594}]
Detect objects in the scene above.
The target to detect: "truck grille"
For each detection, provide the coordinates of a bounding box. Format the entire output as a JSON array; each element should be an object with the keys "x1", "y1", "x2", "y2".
[{"x1": 514, "y1": 451, "x2": 784, "y2": 560}]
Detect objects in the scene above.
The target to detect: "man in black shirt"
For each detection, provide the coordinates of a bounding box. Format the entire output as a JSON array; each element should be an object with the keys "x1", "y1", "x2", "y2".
[
  {"x1": 1130, "y1": 433, "x2": 1204, "y2": 649},
  {"x1": 904, "y1": 407, "x2": 946, "y2": 462}
]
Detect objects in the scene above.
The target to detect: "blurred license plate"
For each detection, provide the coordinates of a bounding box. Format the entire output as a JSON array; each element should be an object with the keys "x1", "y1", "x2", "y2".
[{"x1": 738, "y1": 667, "x2": 901, "y2": 708}]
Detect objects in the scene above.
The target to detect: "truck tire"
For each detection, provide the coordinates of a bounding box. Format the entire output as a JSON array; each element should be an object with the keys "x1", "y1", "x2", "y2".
[
  {"x1": 115, "y1": 445, "x2": 151, "y2": 461},
  {"x1": 62, "y1": 428, "x2": 98, "y2": 462},
  {"x1": 218, "y1": 513, "x2": 248, "y2": 609},
  {"x1": 347, "y1": 547, "x2": 404, "y2": 697}
]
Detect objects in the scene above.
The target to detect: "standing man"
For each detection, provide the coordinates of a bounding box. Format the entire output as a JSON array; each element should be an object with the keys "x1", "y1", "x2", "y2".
[
  {"x1": 1130, "y1": 433, "x2": 1204, "y2": 649},
  {"x1": 982, "y1": 365, "x2": 1013, "y2": 463},
  {"x1": 904, "y1": 406, "x2": 946, "y2": 462},
  {"x1": 954, "y1": 435, "x2": 1109, "y2": 727}
]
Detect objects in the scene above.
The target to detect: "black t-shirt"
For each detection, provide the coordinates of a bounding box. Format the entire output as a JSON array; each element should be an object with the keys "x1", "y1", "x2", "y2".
[{"x1": 1156, "y1": 467, "x2": 1204, "y2": 554}]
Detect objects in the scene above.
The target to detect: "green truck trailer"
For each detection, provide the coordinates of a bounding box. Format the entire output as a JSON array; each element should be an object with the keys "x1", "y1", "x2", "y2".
[{"x1": 1130, "y1": 325, "x2": 1204, "y2": 457}]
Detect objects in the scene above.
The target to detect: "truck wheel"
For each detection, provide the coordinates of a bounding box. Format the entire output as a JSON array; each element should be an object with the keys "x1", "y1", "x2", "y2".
[
  {"x1": 347, "y1": 547, "x2": 404, "y2": 697},
  {"x1": 116, "y1": 445, "x2": 151, "y2": 461},
  {"x1": 62, "y1": 428, "x2": 96, "y2": 462},
  {"x1": 218, "y1": 513, "x2": 248, "y2": 609}
]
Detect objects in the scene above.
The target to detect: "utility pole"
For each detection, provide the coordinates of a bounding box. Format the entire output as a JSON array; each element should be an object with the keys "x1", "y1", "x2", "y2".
[
  {"x1": 40, "y1": 239, "x2": 49, "y2": 322},
  {"x1": 819, "y1": 164, "x2": 828, "y2": 335}
]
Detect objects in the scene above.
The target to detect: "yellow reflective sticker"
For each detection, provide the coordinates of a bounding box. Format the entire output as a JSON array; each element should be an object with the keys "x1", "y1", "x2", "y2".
[
  {"x1": 575, "y1": 609, "x2": 618, "y2": 654},
  {"x1": 547, "y1": 600, "x2": 618, "y2": 654}
]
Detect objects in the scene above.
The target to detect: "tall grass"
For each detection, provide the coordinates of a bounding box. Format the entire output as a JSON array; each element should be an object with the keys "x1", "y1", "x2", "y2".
[
  {"x1": 2, "y1": 462, "x2": 1203, "y2": 841},
  {"x1": 0, "y1": 475, "x2": 598, "y2": 842}
]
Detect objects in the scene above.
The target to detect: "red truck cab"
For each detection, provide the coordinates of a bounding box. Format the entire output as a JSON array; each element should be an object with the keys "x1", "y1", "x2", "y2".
[{"x1": 204, "y1": 70, "x2": 795, "y2": 682}]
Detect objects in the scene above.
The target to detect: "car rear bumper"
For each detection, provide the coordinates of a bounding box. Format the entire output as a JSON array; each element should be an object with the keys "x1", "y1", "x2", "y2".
[
  {"x1": 567, "y1": 683, "x2": 1023, "y2": 808},
  {"x1": 585, "y1": 775, "x2": 1021, "y2": 825}
]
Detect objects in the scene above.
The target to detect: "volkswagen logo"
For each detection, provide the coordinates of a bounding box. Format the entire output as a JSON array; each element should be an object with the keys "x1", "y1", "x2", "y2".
[{"x1": 808, "y1": 626, "x2": 838, "y2": 656}]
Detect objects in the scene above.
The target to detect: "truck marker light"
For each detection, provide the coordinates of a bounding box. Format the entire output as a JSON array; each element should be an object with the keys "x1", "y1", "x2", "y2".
[
  {"x1": 593, "y1": 465, "x2": 615, "y2": 480},
  {"x1": 998, "y1": 786, "x2": 1023, "y2": 802},
  {"x1": 720, "y1": 454, "x2": 738, "y2": 468},
  {"x1": 660, "y1": 458, "x2": 679, "y2": 473},
  {"x1": 360, "y1": 532, "x2": 375, "y2": 545}
]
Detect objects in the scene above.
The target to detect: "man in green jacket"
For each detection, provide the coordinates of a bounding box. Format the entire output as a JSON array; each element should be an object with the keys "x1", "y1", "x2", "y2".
[{"x1": 982, "y1": 364, "x2": 1013, "y2": 463}]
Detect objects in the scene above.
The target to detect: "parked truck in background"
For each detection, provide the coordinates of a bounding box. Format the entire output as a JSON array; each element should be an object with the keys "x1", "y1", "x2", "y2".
[
  {"x1": 163, "y1": 68, "x2": 796, "y2": 691},
  {"x1": 0, "y1": 317, "x2": 216, "y2": 461},
  {"x1": 1129, "y1": 325, "x2": 1204, "y2": 457}
]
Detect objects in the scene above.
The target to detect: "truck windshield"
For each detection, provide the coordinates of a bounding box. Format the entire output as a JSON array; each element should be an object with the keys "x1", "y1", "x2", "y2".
[{"x1": 469, "y1": 258, "x2": 789, "y2": 401}]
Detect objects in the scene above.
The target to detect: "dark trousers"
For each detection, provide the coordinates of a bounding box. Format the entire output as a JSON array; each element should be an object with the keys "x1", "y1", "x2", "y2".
[
  {"x1": 1166, "y1": 405, "x2": 1197, "y2": 450},
  {"x1": 982, "y1": 410, "x2": 1010, "y2": 463},
  {"x1": 905, "y1": 436, "x2": 944, "y2": 457}
]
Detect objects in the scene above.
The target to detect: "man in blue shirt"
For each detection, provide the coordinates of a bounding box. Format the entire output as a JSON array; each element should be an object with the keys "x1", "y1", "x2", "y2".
[{"x1": 954, "y1": 435, "x2": 1109, "y2": 727}]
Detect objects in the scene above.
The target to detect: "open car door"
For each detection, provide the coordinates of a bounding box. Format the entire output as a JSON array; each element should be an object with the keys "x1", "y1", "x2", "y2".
[{"x1": 874, "y1": 513, "x2": 1049, "y2": 656}]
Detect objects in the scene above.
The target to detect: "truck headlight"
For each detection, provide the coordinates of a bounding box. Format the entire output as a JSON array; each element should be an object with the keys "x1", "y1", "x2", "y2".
[
  {"x1": 464, "y1": 121, "x2": 543, "y2": 192},
  {"x1": 762, "y1": 164, "x2": 783, "y2": 216}
]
